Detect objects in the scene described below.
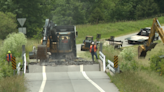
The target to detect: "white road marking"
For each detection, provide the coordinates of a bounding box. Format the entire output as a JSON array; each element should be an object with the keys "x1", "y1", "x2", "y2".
[
  {"x1": 80, "y1": 65, "x2": 83, "y2": 72},
  {"x1": 80, "y1": 65, "x2": 105, "y2": 92},
  {"x1": 39, "y1": 66, "x2": 47, "y2": 92}
]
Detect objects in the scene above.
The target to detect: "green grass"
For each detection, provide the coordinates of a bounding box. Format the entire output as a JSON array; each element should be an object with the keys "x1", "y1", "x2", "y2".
[
  {"x1": 0, "y1": 75, "x2": 27, "y2": 92},
  {"x1": 101, "y1": 40, "x2": 164, "y2": 92},
  {"x1": 76, "y1": 16, "x2": 164, "y2": 44},
  {"x1": 108, "y1": 71, "x2": 163, "y2": 92}
]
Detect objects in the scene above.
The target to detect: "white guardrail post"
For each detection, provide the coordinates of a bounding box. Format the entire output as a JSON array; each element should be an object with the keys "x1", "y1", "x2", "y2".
[
  {"x1": 107, "y1": 60, "x2": 115, "y2": 73},
  {"x1": 99, "y1": 51, "x2": 106, "y2": 71},
  {"x1": 24, "y1": 53, "x2": 26, "y2": 74},
  {"x1": 16, "y1": 62, "x2": 21, "y2": 75}
]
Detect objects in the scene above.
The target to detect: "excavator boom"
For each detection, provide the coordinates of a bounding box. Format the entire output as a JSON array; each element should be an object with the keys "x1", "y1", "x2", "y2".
[{"x1": 138, "y1": 18, "x2": 164, "y2": 58}]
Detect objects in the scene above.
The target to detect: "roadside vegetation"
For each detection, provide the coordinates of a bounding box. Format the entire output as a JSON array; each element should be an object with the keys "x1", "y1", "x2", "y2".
[
  {"x1": 102, "y1": 40, "x2": 164, "y2": 92},
  {"x1": 76, "y1": 16, "x2": 164, "y2": 44}
]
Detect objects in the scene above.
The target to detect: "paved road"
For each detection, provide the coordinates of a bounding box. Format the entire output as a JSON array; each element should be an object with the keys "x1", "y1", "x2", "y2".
[{"x1": 25, "y1": 64, "x2": 119, "y2": 92}]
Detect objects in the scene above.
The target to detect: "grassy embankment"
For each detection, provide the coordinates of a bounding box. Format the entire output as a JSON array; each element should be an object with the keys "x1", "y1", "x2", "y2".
[
  {"x1": 77, "y1": 16, "x2": 164, "y2": 92},
  {"x1": 76, "y1": 16, "x2": 164, "y2": 44}
]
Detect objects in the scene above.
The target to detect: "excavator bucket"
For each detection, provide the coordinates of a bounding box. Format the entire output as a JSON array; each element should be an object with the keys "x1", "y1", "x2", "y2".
[
  {"x1": 138, "y1": 43, "x2": 157, "y2": 58},
  {"x1": 138, "y1": 45, "x2": 147, "y2": 58}
]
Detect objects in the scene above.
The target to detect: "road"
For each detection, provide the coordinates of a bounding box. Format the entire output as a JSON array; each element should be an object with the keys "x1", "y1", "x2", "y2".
[{"x1": 25, "y1": 64, "x2": 119, "y2": 92}]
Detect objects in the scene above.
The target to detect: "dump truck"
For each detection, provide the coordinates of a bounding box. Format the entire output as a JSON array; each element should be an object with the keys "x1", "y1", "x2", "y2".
[
  {"x1": 138, "y1": 18, "x2": 164, "y2": 58},
  {"x1": 29, "y1": 19, "x2": 93, "y2": 65}
]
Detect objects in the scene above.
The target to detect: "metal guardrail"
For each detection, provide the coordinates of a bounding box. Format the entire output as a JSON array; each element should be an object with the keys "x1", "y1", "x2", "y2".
[
  {"x1": 107, "y1": 60, "x2": 115, "y2": 73},
  {"x1": 99, "y1": 51, "x2": 120, "y2": 73},
  {"x1": 23, "y1": 53, "x2": 26, "y2": 74},
  {"x1": 16, "y1": 62, "x2": 21, "y2": 75},
  {"x1": 99, "y1": 51, "x2": 106, "y2": 71}
]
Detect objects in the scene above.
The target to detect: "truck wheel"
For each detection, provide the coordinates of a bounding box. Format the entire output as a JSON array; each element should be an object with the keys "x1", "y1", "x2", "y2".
[
  {"x1": 128, "y1": 40, "x2": 131, "y2": 44},
  {"x1": 81, "y1": 45, "x2": 84, "y2": 51}
]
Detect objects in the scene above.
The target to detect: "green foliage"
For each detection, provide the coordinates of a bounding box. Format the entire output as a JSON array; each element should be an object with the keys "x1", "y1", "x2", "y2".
[
  {"x1": 0, "y1": 12, "x2": 17, "y2": 40},
  {"x1": 0, "y1": 33, "x2": 27, "y2": 78},
  {"x1": 118, "y1": 47, "x2": 138, "y2": 71},
  {"x1": 150, "y1": 49, "x2": 164, "y2": 73},
  {"x1": 119, "y1": 47, "x2": 136, "y2": 61},
  {"x1": 1, "y1": 33, "x2": 27, "y2": 58}
]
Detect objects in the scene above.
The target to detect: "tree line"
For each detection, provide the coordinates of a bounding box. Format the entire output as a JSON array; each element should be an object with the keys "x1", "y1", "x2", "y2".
[{"x1": 0, "y1": 0, "x2": 164, "y2": 38}]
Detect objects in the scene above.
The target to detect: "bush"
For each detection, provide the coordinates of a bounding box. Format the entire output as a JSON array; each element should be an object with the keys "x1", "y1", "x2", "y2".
[
  {"x1": 0, "y1": 32, "x2": 27, "y2": 78},
  {"x1": 119, "y1": 47, "x2": 136, "y2": 61},
  {"x1": 150, "y1": 49, "x2": 164, "y2": 74},
  {"x1": 0, "y1": 32, "x2": 27, "y2": 59},
  {"x1": 118, "y1": 47, "x2": 138, "y2": 71}
]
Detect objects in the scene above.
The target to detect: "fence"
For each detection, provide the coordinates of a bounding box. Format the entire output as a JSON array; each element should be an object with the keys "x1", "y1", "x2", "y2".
[
  {"x1": 23, "y1": 53, "x2": 26, "y2": 74},
  {"x1": 99, "y1": 51, "x2": 120, "y2": 73},
  {"x1": 16, "y1": 62, "x2": 21, "y2": 75},
  {"x1": 99, "y1": 51, "x2": 106, "y2": 71}
]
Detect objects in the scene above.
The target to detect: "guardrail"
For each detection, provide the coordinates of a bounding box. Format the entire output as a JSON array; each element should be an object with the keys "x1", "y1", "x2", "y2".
[
  {"x1": 23, "y1": 53, "x2": 26, "y2": 74},
  {"x1": 106, "y1": 60, "x2": 120, "y2": 73},
  {"x1": 99, "y1": 51, "x2": 120, "y2": 73},
  {"x1": 99, "y1": 51, "x2": 106, "y2": 71},
  {"x1": 16, "y1": 62, "x2": 21, "y2": 75}
]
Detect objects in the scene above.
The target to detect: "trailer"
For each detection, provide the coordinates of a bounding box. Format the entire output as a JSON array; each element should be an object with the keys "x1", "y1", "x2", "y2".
[{"x1": 105, "y1": 36, "x2": 123, "y2": 48}]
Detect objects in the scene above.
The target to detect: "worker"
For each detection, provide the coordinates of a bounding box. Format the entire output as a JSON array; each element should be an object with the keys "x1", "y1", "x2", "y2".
[
  {"x1": 90, "y1": 42, "x2": 98, "y2": 62},
  {"x1": 6, "y1": 50, "x2": 13, "y2": 65},
  {"x1": 62, "y1": 37, "x2": 68, "y2": 43}
]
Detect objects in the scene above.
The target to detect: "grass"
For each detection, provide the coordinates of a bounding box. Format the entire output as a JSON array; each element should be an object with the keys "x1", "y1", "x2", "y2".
[
  {"x1": 101, "y1": 39, "x2": 164, "y2": 92},
  {"x1": 108, "y1": 71, "x2": 163, "y2": 92},
  {"x1": 0, "y1": 75, "x2": 27, "y2": 92},
  {"x1": 76, "y1": 16, "x2": 164, "y2": 44}
]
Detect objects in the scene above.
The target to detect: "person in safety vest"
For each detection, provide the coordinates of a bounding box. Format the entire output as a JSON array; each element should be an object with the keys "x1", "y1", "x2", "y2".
[
  {"x1": 90, "y1": 42, "x2": 98, "y2": 62},
  {"x1": 62, "y1": 37, "x2": 68, "y2": 43},
  {"x1": 6, "y1": 50, "x2": 13, "y2": 65}
]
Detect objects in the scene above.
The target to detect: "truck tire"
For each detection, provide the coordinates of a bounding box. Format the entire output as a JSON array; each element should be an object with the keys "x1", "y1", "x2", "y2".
[
  {"x1": 81, "y1": 45, "x2": 84, "y2": 51},
  {"x1": 128, "y1": 40, "x2": 131, "y2": 44}
]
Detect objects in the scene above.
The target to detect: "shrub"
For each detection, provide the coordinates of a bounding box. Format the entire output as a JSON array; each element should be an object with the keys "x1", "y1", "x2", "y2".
[
  {"x1": 0, "y1": 32, "x2": 27, "y2": 78},
  {"x1": 0, "y1": 32, "x2": 27, "y2": 59},
  {"x1": 150, "y1": 49, "x2": 164, "y2": 74},
  {"x1": 119, "y1": 47, "x2": 136, "y2": 61},
  {"x1": 118, "y1": 47, "x2": 138, "y2": 71}
]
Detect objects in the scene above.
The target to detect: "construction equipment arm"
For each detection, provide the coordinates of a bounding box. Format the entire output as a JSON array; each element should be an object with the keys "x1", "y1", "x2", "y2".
[{"x1": 138, "y1": 18, "x2": 164, "y2": 58}]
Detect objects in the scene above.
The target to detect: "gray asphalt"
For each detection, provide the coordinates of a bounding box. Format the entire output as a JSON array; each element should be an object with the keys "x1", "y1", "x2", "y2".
[{"x1": 25, "y1": 64, "x2": 119, "y2": 92}]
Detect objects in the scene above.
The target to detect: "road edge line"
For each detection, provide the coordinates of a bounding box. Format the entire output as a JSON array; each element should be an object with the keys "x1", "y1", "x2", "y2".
[{"x1": 80, "y1": 65, "x2": 105, "y2": 92}]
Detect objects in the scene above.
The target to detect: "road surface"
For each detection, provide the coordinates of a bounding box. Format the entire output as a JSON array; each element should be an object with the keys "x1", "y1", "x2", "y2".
[{"x1": 25, "y1": 64, "x2": 119, "y2": 92}]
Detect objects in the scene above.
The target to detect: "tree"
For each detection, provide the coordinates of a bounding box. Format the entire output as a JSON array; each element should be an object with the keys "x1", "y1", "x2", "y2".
[
  {"x1": 135, "y1": 0, "x2": 159, "y2": 19},
  {"x1": 0, "y1": 12, "x2": 17, "y2": 40},
  {"x1": 0, "y1": 0, "x2": 55, "y2": 38}
]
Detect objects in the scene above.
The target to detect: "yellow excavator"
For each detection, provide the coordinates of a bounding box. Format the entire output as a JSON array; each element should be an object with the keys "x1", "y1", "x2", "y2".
[{"x1": 138, "y1": 18, "x2": 164, "y2": 58}]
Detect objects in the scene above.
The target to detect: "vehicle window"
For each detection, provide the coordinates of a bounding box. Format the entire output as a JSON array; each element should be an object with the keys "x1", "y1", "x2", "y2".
[{"x1": 87, "y1": 37, "x2": 92, "y2": 40}]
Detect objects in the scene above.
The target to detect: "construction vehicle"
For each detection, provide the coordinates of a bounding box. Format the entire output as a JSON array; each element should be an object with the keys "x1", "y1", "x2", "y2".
[
  {"x1": 81, "y1": 36, "x2": 93, "y2": 51},
  {"x1": 105, "y1": 36, "x2": 123, "y2": 48},
  {"x1": 138, "y1": 18, "x2": 164, "y2": 58},
  {"x1": 29, "y1": 19, "x2": 79, "y2": 64},
  {"x1": 81, "y1": 34, "x2": 101, "y2": 51}
]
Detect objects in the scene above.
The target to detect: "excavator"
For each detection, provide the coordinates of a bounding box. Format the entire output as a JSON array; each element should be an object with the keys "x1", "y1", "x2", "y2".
[
  {"x1": 138, "y1": 18, "x2": 164, "y2": 58},
  {"x1": 29, "y1": 19, "x2": 78, "y2": 63}
]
